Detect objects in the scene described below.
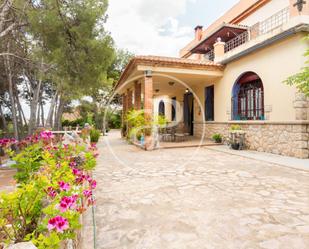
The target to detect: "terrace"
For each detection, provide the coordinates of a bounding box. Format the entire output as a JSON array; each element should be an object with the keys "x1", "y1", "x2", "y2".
[{"x1": 189, "y1": 5, "x2": 309, "y2": 63}]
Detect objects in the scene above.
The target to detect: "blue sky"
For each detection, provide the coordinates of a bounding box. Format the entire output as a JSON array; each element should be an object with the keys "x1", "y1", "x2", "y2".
[{"x1": 106, "y1": 0, "x2": 238, "y2": 57}]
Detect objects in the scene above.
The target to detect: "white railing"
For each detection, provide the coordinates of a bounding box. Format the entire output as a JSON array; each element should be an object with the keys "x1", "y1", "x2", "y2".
[
  {"x1": 258, "y1": 7, "x2": 290, "y2": 35},
  {"x1": 224, "y1": 31, "x2": 249, "y2": 53},
  {"x1": 200, "y1": 7, "x2": 291, "y2": 57}
]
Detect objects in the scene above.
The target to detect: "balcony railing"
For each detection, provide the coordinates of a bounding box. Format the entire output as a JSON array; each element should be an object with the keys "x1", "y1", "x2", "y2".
[
  {"x1": 224, "y1": 31, "x2": 249, "y2": 53},
  {"x1": 258, "y1": 7, "x2": 290, "y2": 35},
  {"x1": 204, "y1": 49, "x2": 214, "y2": 61},
  {"x1": 223, "y1": 7, "x2": 290, "y2": 54},
  {"x1": 199, "y1": 7, "x2": 291, "y2": 59}
]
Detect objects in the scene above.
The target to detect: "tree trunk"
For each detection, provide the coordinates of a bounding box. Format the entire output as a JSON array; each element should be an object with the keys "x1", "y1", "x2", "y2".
[
  {"x1": 0, "y1": 105, "x2": 7, "y2": 132},
  {"x1": 36, "y1": 101, "x2": 41, "y2": 127},
  {"x1": 4, "y1": 52, "x2": 18, "y2": 139},
  {"x1": 16, "y1": 95, "x2": 27, "y2": 127},
  {"x1": 53, "y1": 94, "x2": 59, "y2": 129},
  {"x1": 28, "y1": 70, "x2": 43, "y2": 135},
  {"x1": 55, "y1": 94, "x2": 65, "y2": 131},
  {"x1": 41, "y1": 101, "x2": 44, "y2": 127},
  {"x1": 92, "y1": 95, "x2": 100, "y2": 129},
  {"x1": 46, "y1": 91, "x2": 57, "y2": 128},
  {"x1": 15, "y1": 95, "x2": 24, "y2": 136}
]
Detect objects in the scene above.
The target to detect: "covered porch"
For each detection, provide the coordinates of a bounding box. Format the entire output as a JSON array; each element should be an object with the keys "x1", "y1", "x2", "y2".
[{"x1": 115, "y1": 55, "x2": 224, "y2": 150}]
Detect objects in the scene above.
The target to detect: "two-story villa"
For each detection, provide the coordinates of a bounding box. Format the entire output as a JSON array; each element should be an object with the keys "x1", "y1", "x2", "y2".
[{"x1": 115, "y1": 0, "x2": 309, "y2": 158}]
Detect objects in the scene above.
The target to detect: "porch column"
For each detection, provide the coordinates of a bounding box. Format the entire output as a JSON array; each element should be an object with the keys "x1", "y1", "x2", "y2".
[
  {"x1": 213, "y1": 37, "x2": 225, "y2": 62},
  {"x1": 134, "y1": 81, "x2": 141, "y2": 110},
  {"x1": 122, "y1": 94, "x2": 128, "y2": 137},
  {"x1": 127, "y1": 89, "x2": 133, "y2": 110},
  {"x1": 144, "y1": 70, "x2": 154, "y2": 150}
]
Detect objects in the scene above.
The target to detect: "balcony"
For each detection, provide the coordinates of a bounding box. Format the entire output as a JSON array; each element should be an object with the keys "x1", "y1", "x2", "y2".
[{"x1": 196, "y1": 7, "x2": 292, "y2": 62}]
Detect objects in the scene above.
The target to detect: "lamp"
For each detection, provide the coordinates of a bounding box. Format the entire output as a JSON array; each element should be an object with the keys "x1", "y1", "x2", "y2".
[
  {"x1": 145, "y1": 70, "x2": 152, "y2": 77},
  {"x1": 185, "y1": 88, "x2": 189, "y2": 93},
  {"x1": 294, "y1": 0, "x2": 306, "y2": 12}
]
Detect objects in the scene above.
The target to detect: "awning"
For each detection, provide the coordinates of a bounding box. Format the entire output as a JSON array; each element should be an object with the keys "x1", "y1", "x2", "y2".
[{"x1": 191, "y1": 23, "x2": 249, "y2": 54}]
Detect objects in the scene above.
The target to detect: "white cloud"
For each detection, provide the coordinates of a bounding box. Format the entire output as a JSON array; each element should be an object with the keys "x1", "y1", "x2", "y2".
[{"x1": 106, "y1": 0, "x2": 195, "y2": 57}]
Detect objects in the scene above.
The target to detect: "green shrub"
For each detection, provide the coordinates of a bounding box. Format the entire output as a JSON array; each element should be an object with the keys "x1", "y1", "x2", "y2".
[
  {"x1": 12, "y1": 143, "x2": 44, "y2": 184},
  {"x1": 125, "y1": 110, "x2": 167, "y2": 140},
  {"x1": 108, "y1": 113, "x2": 121, "y2": 129},
  {"x1": 230, "y1": 124, "x2": 241, "y2": 131},
  {"x1": 90, "y1": 129, "x2": 101, "y2": 143},
  {"x1": 212, "y1": 133, "x2": 222, "y2": 143}
]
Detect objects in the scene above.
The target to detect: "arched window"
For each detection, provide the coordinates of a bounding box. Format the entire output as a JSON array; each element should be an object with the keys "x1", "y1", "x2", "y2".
[
  {"x1": 232, "y1": 72, "x2": 264, "y2": 120},
  {"x1": 158, "y1": 100, "x2": 165, "y2": 116}
]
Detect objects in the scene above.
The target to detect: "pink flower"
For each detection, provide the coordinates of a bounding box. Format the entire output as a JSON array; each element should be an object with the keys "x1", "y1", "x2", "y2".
[
  {"x1": 75, "y1": 174, "x2": 86, "y2": 184},
  {"x1": 89, "y1": 144, "x2": 97, "y2": 150},
  {"x1": 47, "y1": 187, "x2": 57, "y2": 198},
  {"x1": 39, "y1": 130, "x2": 54, "y2": 140},
  {"x1": 72, "y1": 168, "x2": 81, "y2": 176},
  {"x1": 0, "y1": 138, "x2": 17, "y2": 148},
  {"x1": 87, "y1": 198, "x2": 95, "y2": 206},
  {"x1": 88, "y1": 179, "x2": 97, "y2": 189},
  {"x1": 58, "y1": 181, "x2": 70, "y2": 191},
  {"x1": 59, "y1": 195, "x2": 78, "y2": 212},
  {"x1": 69, "y1": 161, "x2": 77, "y2": 167},
  {"x1": 83, "y1": 190, "x2": 92, "y2": 198},
  {"x1": 48, "y1": 216, "x2": 69, "y2": 233}
]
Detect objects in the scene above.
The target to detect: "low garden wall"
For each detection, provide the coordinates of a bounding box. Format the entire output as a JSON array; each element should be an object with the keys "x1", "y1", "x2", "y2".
[{"x1": 194, "y1": 121, "x2": 309, "y2": 159}]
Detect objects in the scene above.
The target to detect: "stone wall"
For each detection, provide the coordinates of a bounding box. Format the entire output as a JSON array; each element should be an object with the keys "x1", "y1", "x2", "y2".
[{"x1": 194, "y1": 121, "x2": 309, "y2": 159}]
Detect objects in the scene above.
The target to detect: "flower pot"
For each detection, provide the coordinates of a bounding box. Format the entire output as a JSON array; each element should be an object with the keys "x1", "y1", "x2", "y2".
[{"x1": 231, "y1": 143, "x2": 240, "y2": 150}]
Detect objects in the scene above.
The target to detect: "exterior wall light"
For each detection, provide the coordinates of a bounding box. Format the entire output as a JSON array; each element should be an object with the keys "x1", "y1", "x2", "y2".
[
  {"x1": 294, "y1": 0, "x2": 306, "y2": 12},
  {"x1": 145, "y1": 70, "x2": 152, "y2": 77}
]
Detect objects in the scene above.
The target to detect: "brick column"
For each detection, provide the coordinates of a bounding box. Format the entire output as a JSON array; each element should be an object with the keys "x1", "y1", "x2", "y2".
[
  {"x1": 134, "y1": 81, "x2": 141, "y2": 110},
  {"x1": 144, "y1": 71, "x2": 154, "y2": 150},
  {"x1": 213, "y1": 38, "x2": 225, "y2": 62},
  {"x1": 294, "y1": 92, "x2": 308, "y2": 120},
  {"x1": 127, "y1": 89, "x2": 133, "y2": 110},
  {"x1": 122, "y1": 94, "x2": 127, "y2": 137}
]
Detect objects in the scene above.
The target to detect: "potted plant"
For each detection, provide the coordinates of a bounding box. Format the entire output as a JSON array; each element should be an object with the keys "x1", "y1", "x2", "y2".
[
  {"x1": 212, "y1": 133, "x2": 222, "y2": 143},
  {"x1": 229, "y1": 125, "x2": 245, "y2": 150},
  {"x1": 90, "y1": 129, "x2": 101, "y2": 145}
]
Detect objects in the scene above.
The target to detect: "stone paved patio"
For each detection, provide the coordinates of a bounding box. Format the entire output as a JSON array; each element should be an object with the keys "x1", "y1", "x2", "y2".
[{"x1": 84, "y1": 130, "x2": 309, "y2": 249}]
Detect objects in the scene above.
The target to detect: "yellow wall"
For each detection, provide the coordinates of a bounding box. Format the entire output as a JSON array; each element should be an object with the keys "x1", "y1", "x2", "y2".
[
  {"x1": 154, "y1": 92, "x2": 185, "y2": 123},
  {"x1": 192, "y1": 33, "x2": 308, "y2": 122}
]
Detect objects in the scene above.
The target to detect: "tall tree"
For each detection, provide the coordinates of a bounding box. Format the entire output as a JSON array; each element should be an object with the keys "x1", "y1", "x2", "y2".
[{"x1": 28, "y1": 0, "x2": 115, "y2": 130}]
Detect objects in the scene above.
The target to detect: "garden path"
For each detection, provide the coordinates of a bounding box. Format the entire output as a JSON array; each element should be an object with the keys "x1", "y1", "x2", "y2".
[{"x1": 83, "y1": 130, "x2": 309, "y2": 249}]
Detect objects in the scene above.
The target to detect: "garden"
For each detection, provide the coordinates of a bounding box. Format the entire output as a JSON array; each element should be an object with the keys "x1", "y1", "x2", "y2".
[{"x1": 0, "y1": 130, "x2": 99, "y2": 249}]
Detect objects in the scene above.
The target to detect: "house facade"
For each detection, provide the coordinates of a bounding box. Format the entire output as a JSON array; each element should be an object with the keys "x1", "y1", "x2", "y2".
[{"x1": 115, "y1": 0, "x2": 309, "y2": 158}]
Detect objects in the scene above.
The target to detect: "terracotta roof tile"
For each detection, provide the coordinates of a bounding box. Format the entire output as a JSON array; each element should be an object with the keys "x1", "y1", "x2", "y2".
[
  {"x1": 115, "y1": 55, "x2": 224, "y2": 90},
  {"x1": 134, "y1": 55, "x2": 222, "y2": 66}
]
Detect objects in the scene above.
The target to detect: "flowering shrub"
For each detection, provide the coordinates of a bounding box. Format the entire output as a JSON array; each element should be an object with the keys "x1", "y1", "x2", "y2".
[
  {"x1": 0, "y1": 131, "x2": 98, "y2": 249},
  {"x1": 0, "y1": 138, "x2": 17, "y2": 149}
]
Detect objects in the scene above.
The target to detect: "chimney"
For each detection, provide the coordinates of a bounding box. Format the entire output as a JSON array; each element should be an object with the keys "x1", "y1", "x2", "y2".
[{"x1": 194, "y1": 25, "x2": 203, "y2": 42}]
